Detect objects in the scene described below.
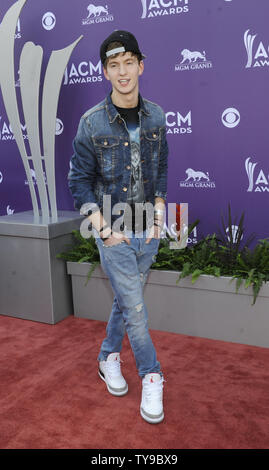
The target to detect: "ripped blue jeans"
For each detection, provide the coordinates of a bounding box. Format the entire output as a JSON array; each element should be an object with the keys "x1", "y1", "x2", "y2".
[{"x1": 94, "y1": 229, "x2": 161, "y2": 378}]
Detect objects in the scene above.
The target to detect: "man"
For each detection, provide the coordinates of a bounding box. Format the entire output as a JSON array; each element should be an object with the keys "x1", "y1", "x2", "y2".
[{"x1": 68, "y1": 30, "x2": 168, "y2": 424}]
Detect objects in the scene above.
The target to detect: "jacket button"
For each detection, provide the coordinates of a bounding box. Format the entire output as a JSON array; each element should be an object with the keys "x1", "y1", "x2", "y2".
[
  {"x1": 124, "y1": 141, "x2": 129, "y2": 146},
  {"x1": 126, "y1": 165, "x2": 131, "y2": 170},
  {"x1": 153, "y1": 133, "x2": 157, "y2": 138},
  {"x1": 141, "y1": 160, "x2": 144, "y2": 163},
  {"x1": 104, "y1": 141, "x2": 108, "y2": 146},
  {"x1": 123, "y1": 187, "x2": 128, "y2": 191}
]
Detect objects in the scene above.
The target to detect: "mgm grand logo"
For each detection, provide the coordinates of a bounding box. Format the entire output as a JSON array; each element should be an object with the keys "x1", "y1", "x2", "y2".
[
  {"x1": 180, "y1": 168, "x2": 216, "y2": 189},
  {"x1": 82, "y1": 3, "x2": 114, "y2": 25},
  {"x1": 175, "y1": 48, "x2": 213, "y2": 71}
]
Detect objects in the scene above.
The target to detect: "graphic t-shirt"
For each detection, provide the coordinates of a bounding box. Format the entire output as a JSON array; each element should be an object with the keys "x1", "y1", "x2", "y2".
[{"x1": 115, "y1": 103, "x2": 148, "y2": 232}]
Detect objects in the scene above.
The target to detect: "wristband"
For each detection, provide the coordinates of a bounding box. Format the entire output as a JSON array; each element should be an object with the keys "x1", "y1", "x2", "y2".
[
  {"x1": 100, "y1": 224, "x2": 112, "y2": 239},
  {"x1": 102, "y1": 235, "x2": 111, "y2": 241},
  {"x1": 101, "y1": 233, "x2": 112, "y2": 241},
  {"x1": 100, "y1": 230, "x2": 112, "y2": 239},
  {"x1": 99, "y1": 223, "x2": 110, "y2": 233}
]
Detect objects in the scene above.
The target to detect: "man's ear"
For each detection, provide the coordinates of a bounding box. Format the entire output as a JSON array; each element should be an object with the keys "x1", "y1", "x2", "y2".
[
  {"x1": 103, "y1": 66, "x2": 110, "y2": 81},
  {"x1": 138, "y1": 60, "x2": 144, "y2": 76}
]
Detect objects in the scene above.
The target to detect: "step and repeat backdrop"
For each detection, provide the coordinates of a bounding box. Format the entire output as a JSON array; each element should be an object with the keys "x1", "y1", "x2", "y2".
[{"x1": 0, "y1": 0, "x2": 268, "y2": 244}]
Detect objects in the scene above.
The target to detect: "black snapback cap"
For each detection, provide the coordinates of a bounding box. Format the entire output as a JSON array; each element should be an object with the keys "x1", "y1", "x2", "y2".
[{"x1": 100, "y1": 30, "x2": 146, "y2": 64}]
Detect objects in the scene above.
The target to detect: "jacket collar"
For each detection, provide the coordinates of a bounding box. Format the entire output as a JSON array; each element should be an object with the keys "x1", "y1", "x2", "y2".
[{"x1": 105, "y1": 91, "x2": 150, "y2": 123}]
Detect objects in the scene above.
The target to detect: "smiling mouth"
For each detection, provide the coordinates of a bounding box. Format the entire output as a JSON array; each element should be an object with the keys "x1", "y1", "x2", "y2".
[{"x1": 118, "y1": 79, "x2": 130, "y2": 85}]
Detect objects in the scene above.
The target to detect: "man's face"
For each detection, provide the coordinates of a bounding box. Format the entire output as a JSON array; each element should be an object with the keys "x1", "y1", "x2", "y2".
[{"x1": 103, "y1": 51, "x2": 144, "y2": 97}]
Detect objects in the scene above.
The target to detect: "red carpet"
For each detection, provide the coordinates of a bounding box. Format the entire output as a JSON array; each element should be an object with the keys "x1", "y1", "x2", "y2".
[{"x1": 1, "y1": 314, "x2": 269, "y2": 449}]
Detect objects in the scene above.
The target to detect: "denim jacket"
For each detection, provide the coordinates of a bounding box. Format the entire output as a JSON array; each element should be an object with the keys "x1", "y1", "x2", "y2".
[{"x1": 68, "y1": 92, "x2": 168, "y2": 226}]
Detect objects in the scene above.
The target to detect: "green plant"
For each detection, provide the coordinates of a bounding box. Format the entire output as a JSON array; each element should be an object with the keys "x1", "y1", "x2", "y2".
[
  {"x1": 169, "y1": 204, "x2": 267, "y2": 305},
  {"x1": 169, "y1": 235, "x2": 269, "y2": 304},
  {"x1": 231, "y1": 238, "x2": 269, "y2": 304},
  {"x1": 215, "y1": 203, "x2": 256, "y2": 271},
  {"x1": 57, "y1": 230, "x2": 100, "y2": 284},
  {"x1": 57, "y1": 206, "x2": 269, "y2": 304}
]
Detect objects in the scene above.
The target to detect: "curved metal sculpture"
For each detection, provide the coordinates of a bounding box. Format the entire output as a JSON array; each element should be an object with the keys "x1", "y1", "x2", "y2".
[{"x1": 0, "y1": 0, "x2": 83, "y2": 222}]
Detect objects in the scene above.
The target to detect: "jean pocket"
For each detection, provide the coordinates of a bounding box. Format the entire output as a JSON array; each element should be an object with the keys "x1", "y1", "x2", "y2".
[
  {"x1": 102, "y1": 239, "x2": 126, "y2": 248},
  {"x1": 145, "y1": 237, "x2": 160, "y2": 249},
  {"x1": 152, "y1": 237, "x2": 161, "y2": 251}
]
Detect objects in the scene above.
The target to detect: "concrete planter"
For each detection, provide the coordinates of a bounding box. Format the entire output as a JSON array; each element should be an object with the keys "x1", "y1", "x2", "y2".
[
  {"x1": 67, "y1": 261, "x2": 269, "y2": 348},
  {"x1": 0, "y1": 211, "x2": 83, "y2": 324}
]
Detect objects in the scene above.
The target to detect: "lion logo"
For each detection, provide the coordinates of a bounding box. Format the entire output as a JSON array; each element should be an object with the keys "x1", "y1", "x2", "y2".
[
  {"x1": 185, "y1": 168, "x2": 209, "y2": 182},
  {"x1": 87, "y1": 4, "x2": 108, "y2": 18},
  {"x1": 7, "y1": 205, "x2": 14, "y2": 215},
  {"x1": 180, "y1": 49, "x2": 206, "y2": 64},
  {"x1": 29, "y1": 169, "x2": 47, "y2": 185}
]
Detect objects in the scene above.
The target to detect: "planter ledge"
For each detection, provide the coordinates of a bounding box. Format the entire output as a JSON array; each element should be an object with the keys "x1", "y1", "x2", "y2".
[{"x1": 67, "y1": 261, "x2": 269, "y2": 349}]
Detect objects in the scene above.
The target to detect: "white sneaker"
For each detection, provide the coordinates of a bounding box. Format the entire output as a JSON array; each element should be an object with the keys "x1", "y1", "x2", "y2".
[
  {"x1": 98, "y1": 352, "x2": 128, "y2": 396},
  {"x1": 140, "y1": 373, "x2": 164, "y2": 424}
]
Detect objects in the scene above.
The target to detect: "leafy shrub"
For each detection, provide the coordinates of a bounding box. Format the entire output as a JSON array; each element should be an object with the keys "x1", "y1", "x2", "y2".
[{"x1": 58, "y1": 205, "x2": 269, "y2": 304}]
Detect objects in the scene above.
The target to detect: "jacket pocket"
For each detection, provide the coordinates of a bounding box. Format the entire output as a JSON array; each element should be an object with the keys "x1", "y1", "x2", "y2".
[
  {"x1": 144, "y1": 129, "x2": 161, "y2": 143},
  {"x1": 93, "y1": 136, "x2": 122, "y2": 182},
  {"x1": 143, "y1": 129, "x2": 161, "y2": 181}
]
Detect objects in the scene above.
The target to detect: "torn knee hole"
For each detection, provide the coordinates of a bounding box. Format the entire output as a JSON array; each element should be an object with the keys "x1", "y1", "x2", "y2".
[{"x1": 135, "y1": 302, "x2": 143, "y2": 313}]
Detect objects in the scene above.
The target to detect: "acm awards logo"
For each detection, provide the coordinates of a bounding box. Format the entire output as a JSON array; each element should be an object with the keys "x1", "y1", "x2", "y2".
[
  {"x1": 15, "y1": 19, "x2": 21, "y2": 39},
  {"x1": 181, "y1": 223, "x2": 198, "y2": 245},
  {"x1": 175, "y1": 48, "x2": 213, "y2": 72},
  {"x1": 141, "y1": 0, "x2": 189, "y2": 19},
  {"x1": 244, "y1": 29, "x2": 269, "y2": 69},
  {"x1": 165, "y1": 111, "x2": 192, "y2": 135},
  {"x1": 226, "y1": 225, "x2": 243, "y2": 244},
  {"x1": 245, "y1": 157, "x2": 269, "y2": 193},
  {"x1": 0, "y1": 116, "x2": 27, "y2": 141},
  {"x1": 63, "y1": 60, "x2": 102, "y2": 85},
  {"x1": 179, "y1": 168, "x2": 216, "y2": 189},
  {"x1": 82, "y1": 3, "x2": 114, "y2": 25},
  {"x1": 166, "y1": 220, "x2": 198, "y2": 245},
  {"x1": 0, "y1": 116, "x2": 64, "y2": 141}
]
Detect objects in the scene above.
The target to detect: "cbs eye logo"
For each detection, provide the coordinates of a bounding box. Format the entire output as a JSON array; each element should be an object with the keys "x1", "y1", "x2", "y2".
[
  {"x1": 221, "y1": 108, "x2": 240, "y2": 128},
  {"x1": 55, "y1": 118, "x2": 64, "y2": 135},
  {"x1": 42, "y1": 12, "x2": 56, "y2": 30}
]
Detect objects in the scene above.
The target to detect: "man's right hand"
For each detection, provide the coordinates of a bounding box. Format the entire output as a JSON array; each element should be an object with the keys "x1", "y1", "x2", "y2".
[{"x1": 103, "y1": 231, "x2": 131, "y2": 246}]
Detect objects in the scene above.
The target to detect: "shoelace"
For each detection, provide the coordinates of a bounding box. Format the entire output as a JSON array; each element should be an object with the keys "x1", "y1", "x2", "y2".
[
  {"x1": 143, "y1": 378, "x2": 164, "y2": 401},
  {"x1": 105, "y1": 359, "x2": 122, "y2": 378}
]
